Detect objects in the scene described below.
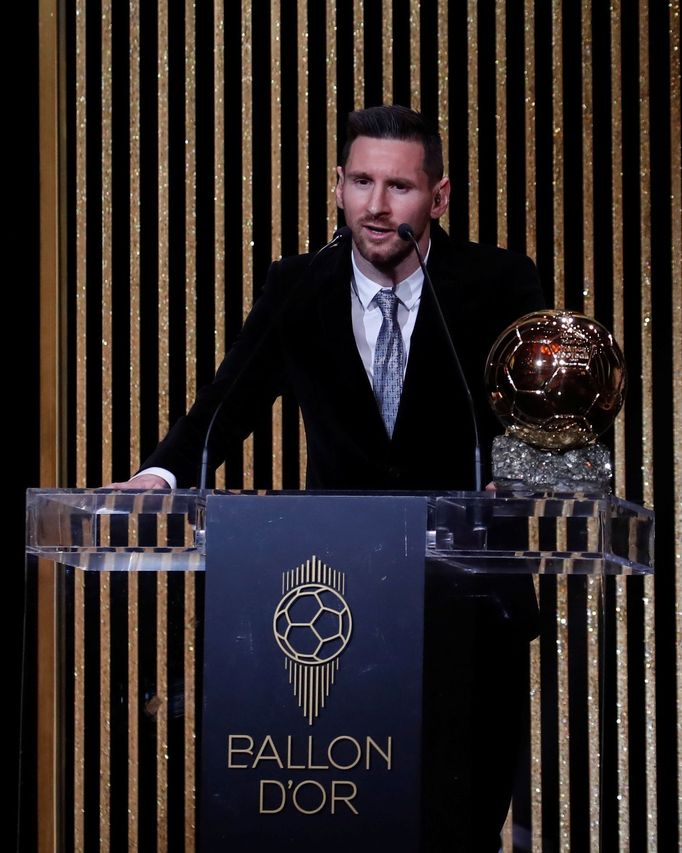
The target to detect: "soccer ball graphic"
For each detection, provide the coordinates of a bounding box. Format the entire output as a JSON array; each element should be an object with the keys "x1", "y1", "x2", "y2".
[
  {"x1": 485, "y1": 310, "x2": 627, "y2": 450},
  {"x1": 273, "y1": 583, "x2": 352, "y2": 665}
]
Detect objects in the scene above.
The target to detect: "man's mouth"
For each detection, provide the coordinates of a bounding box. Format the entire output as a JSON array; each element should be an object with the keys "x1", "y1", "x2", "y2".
[{"x1": 362, "y1": 223, "x2": 393, "y2": 237}]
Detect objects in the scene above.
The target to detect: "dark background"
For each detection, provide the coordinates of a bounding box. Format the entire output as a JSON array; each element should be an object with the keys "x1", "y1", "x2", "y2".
[{"x1": 12, "y1": 1, "x2": 40, "y2": 847}]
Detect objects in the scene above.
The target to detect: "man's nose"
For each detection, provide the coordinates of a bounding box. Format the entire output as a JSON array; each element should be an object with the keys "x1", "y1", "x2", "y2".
[{"x1": 367, "y1": 185, "x2": 388, "y2": 216}]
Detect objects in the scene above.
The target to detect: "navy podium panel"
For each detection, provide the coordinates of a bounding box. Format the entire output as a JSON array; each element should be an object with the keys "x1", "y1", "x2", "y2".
[{"x1": 200, "y1": 494, "x2": 427, "y2": 852}]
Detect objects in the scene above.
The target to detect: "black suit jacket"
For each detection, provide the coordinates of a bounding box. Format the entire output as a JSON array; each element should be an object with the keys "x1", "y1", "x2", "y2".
[{"x1": 142, "y1": 223, "x2": 545, "y2": 492}]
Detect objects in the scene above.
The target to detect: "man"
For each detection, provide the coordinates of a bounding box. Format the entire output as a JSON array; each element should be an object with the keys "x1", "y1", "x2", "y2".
[{"x1": 112, "y1": 105, "x2": 545, "y2": 849}]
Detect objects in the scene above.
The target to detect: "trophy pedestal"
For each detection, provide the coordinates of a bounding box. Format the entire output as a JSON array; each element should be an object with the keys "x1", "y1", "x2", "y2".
[{"x1": 491, "y1": 434, "x2": 613, "y2": 491}]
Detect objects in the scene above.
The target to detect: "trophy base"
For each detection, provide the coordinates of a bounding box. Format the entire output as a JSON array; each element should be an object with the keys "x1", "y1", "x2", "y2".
[{"x1": 491, "y1": 434, "x2": 613, "y2": 492}]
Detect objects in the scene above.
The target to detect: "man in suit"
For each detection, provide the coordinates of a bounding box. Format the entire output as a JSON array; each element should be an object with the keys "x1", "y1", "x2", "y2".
[{"x1": 112, "y1": 105, "x2": 545, "y2": 850}]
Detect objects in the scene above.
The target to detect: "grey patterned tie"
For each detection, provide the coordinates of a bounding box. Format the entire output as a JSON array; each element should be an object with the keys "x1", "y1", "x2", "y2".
[{"x1": 372, "y1": 289, "x2": 406, "y2": 437}]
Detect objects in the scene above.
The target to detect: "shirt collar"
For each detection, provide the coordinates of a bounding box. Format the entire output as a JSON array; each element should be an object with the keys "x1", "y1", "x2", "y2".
[{"x1": 351, "y1": 240, "x2": 431, "y2": 311}]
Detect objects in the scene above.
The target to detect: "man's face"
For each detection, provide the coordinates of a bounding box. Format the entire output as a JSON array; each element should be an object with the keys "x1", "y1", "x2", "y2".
[{"x1": 336, "y1": 136, "x2": 449, "y2": 283}]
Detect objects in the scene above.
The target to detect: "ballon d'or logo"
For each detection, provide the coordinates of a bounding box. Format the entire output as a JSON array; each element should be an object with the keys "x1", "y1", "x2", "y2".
[{"x1": 273, "y1": 555, "x2": 352, "y2": 725}]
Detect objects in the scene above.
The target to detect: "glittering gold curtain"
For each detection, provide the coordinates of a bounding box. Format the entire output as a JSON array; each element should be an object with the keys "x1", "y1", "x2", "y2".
[{"x1": 36, "y1": 0, "x2": 680, "y2": 849}]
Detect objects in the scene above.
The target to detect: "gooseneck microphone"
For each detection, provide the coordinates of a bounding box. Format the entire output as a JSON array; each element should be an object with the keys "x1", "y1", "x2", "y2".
[
  {"x1": 198, "y1": 226, "x2": 352, "y2": 493},
  {"x1": 397, "y1": 222, "x2": 484, "y2": 492},
  {"x1": 310, "y1": 225, "x2": 351, "y2": 260}
]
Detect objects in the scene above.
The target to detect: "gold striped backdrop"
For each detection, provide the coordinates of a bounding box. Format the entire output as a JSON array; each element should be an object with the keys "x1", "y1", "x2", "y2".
[{"x1": 36, "y1": 1, "x2": 680, "y2": 850}]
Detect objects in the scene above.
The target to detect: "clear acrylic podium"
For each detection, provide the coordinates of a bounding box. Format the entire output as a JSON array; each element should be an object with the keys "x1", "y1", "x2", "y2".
[{"x1": 22, "y1": 489, "x2": 654, "y2": 851}]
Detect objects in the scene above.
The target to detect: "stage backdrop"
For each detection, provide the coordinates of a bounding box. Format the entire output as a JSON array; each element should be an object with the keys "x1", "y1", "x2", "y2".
[{"x1": 36, "y1": 1, "x2": 679, "y2": 851}]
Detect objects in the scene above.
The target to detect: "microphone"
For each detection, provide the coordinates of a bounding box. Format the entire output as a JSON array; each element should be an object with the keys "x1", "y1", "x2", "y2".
[
  {"x1": 198, "y1": 226, "x2": 352, "y2": 494},
  {"x1": 397, "y1": 222, "x2": 484, "y2": 493}
]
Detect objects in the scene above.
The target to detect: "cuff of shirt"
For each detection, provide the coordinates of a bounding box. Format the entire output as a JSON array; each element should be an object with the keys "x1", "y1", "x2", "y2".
[{"x1": 132, "y1": 467, "x2": 177, "y2": 490}]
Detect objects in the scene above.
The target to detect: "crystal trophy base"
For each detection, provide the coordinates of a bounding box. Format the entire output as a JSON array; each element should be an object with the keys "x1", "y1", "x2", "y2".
[{"x1": 491, "y1": 434, "x2": 613, "y2": 491}]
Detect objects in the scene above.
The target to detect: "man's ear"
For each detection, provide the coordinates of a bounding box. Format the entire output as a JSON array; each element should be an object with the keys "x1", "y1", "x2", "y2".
[
  {"x1": 335, "y1": 166, "x2": 345, "y2": 209},
  {"x1": 431, "y1": 177, "x2": 450, "y2": 218}
]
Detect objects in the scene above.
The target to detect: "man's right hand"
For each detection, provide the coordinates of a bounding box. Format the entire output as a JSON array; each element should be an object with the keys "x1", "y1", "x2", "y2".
[{"x1": 104, "y1": 474, "x2": 170, "y2": 490}]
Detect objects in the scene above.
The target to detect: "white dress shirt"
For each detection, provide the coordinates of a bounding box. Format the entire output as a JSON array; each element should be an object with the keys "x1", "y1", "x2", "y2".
[{"x1": 350, "y1": 247, "x2": 426, "y2": 387}]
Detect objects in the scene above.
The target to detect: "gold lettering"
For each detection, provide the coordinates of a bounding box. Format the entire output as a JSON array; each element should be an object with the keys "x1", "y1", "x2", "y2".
[
  {"x1": 366, "y1": 736, "x2": 392, "y2": 770},
  {"x1": 286, "y1": 736, "x2": 305, "y2": 770},
  {"x1": 253, "y1": 735, "x2": 284, "y2": 768},
  {"x1": 227, "y1": 734, "x2": 254, "y2": 768},
  {"x1": 292, "y1": 780, "x2": 327, "y2": 814},
  {"x1": 307, "y1": 736, "x2": 328, "y2": 770},
  {"x1": 259, "y1": 780, "x2": 286, "y2": 813},
  {"x1": 331, "y1": 780, "x2": 359, "y2": 814},
  {"x1": 328, "y1": 736, "x2": 361, "y2": 770}
]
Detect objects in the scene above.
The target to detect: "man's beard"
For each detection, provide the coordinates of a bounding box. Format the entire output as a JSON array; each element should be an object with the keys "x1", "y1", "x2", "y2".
[{"x1": 353, "y1": 223, "x2": 416, "y2": 272}]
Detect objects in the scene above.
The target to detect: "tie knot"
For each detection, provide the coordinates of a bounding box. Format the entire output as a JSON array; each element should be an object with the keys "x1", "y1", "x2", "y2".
[{"x1": 373, "y1": 289, "x2": 399, "y2": 319}]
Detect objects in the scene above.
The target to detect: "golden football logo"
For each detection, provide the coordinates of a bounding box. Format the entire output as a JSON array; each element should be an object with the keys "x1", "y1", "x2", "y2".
[{"x1": 273, "y1": 555, "x2": 352, "y2": 725}]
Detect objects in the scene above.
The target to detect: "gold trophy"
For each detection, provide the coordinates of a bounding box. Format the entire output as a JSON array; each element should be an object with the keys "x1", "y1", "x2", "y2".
[{"x1": 485, "y1": 310, "x2": 627, "y2": 491}]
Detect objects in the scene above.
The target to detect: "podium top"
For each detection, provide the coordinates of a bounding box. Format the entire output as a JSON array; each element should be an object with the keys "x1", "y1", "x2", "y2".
[{"x1": 25, "y1": 488, "x2": 654, "y2": 575}]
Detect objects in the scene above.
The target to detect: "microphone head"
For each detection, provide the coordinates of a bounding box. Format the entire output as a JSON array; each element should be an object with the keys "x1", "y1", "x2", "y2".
[
  {"x1": 332, "y1": 225, "x2": 352, "y2": 240},
  {"x1": 397, "y1": 223, "x2": 414, "y2": 241}
]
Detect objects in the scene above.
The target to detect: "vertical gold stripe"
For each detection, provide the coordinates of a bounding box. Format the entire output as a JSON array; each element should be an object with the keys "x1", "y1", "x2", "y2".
[
  {"x1": 326, "y1": 0, "x2": 337, "y2": 234},
  {"x1": 75, "y1": 0, "x2": 87, "y2": 486},
  {"x1": 156, "y1": 572, "x2": 169, "y2": 851},
  {"x1": 184, "y1": 573, "x2": 196, "y2": 851},
  {"x1": 74, "y1": 569, "x2": 86, "y2": 850},
  {"x1": 298, "y1": 0, "x2": 309, "y2": 489},
  {"x1": 38, "y1": 3, "x2": 63, "y2": 843},
  {"x1": 382, "y1": 0, "x2": 392, "y2": 104},
  {"x1": 437, "y1": 0, "x2": 449, "y2": 232},
  {"x1": 639, "y1": 1, "x2": 653, "y2": 509},
  {"x1": 530, "y1": 632, "x2": 542, "y2": 853},
  {"x1": 353, "y1": 0, "x2": 364, "y2": 108},
  {"x1": 581, "y1": 0, "x2": 594, "y2": 316},
  {"x1": 586, "y1": 576, "x2": 600, "y2": 850},
  {"x1": 615, "y1": 576, "x2": 630, "y2": 844},
  {"x1": 297, "y1": 0, "x2": 309, "y2": 255},
  {"x1": 241, "y1": 0, "x2": 253, "y2": 314},
  {"x1": 670, "y1": 2, "x2": 682, "y2": 835},
  {"x1": 272, "y1": 0, "x2": 283, "y2": 490},
  {"x1": 130, "y1": 0, "x2": 141, "y2": 476},
  {"x1": 610, "y1": 0, "x2": 625, "y2": 496},
  {"x1": 128, "y1": 572, "x2": 139, "y2": 851},
  {"x1": 158, "y1": 1, "x2": 170, "y2": 437},
  {"x1": 272, "y1": 399, "x2": 283, "y2": 489},
  {"x1": 551, "y1": 0, "x2": 564, "y2": 308},
  {"x1": 39, "y1": 0, "x2": 63, "y2": 487},
  {"x1": 298, "y1": 415, "x2": 306, "y2": 489},
  {"x1": 643, "y1": 572, "x2": 657, "y2": 849},
  {"x1": 409, "y1": 0, "x2": 420, "y2": 112},
  {"x1": 638, "y1": 5, "x2": 657, "y2": 843},
  {"x1": 556, "y1": 575, "x2": 570, "y2": 851},
  {"x1": 524, "y1": 0, "x2": 537, "y2": 262},
  {"x1": 242, "y1": 0, "x2": 254, "y2": 488},
  {"x1": 101, "y1": 7, "x2": 113, "y2": 485},
  {"x1": 185, "y1": 1, "x2": 197, "y2": 412},
  {"x1": 99, "y1": 574, "x2": 111, "y2": 852},
  {"x1": 214, "y1": 0, "x2": 226, "y2": 489},
  {"x1": 467, "y1": 1, "x2": 478, "y2": 241},
  {"x1": 272, "y1": 1, "x2": 282, "y2": 257},
  {"x1": 495, "y1": 0, "x2": 507, "y2": 247}
]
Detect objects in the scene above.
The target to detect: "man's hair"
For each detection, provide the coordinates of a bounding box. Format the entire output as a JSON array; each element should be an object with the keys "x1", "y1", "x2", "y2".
[{"x1": 340, "y1": 105, "x2": 444, "y2": 184}]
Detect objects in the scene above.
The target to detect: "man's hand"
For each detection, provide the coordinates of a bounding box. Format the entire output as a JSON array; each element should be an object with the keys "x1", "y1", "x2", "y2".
[
  {"x1": 103, "y1": 474, "x2": 170, "y2": 490},
  {"x1": 485, "y1": 481, "x2": 497, "y2": 492}
]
